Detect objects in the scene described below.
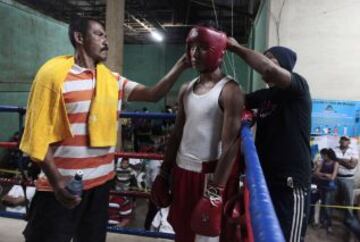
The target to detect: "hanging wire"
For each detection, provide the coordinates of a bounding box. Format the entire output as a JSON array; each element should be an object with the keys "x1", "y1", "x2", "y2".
[
  {"x1": 210, "y1": 0, "x2": 220, "y2": 28},
  {"x1": 231, "y1": 0, "x2": 237, "y2": 80}
]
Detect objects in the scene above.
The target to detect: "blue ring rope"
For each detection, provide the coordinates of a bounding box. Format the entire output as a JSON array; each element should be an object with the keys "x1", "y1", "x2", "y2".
[
  {"x1": 241, "y1": 122, "x2": 285, "y2": 242},
  {"x1": 0, "y1": 105, "x2": 175, "y2": 120}
]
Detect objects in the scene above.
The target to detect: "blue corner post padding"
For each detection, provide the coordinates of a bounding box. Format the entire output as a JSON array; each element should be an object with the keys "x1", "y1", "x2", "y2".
[{"x1": 241, "y1": 122, "x2": 286, "y2": 242}]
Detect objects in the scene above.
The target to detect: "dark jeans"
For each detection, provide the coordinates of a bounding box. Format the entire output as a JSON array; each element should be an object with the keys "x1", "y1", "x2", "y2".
[
  {"x1": 319, "y1": 189, "x2": 335, "y2": 227},
  {"x1": 23, "y1": 181, "x2": 111, "y2": 242}
]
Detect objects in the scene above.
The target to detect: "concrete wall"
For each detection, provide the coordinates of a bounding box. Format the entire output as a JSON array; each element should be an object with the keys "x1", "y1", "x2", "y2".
[
  {"x1": 268, "y1": 0, "x2": 360, "y2": 100},
  {"x1": 0, "y1": 0, "x2": 73, "y2": 85},
  {"x1": 0, "y1": 0, "x2": 73, "y2": 141},
  {"x1": 123, "y1": 44, "x2": 195, "y2": 112},
  {"x1": 248, "y1": 0, "x2": 269, "y2": 91}
]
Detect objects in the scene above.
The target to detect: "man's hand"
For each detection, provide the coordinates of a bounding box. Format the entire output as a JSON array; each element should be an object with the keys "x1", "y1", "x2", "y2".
[
  {"x1": 175, "y1": 53, "x2": 191, "y2": 70},
  {"x1": 227, "y1": 36, "x2": 292, "y2": 88},
  {"x1": 53, "y1": 175, "x2": 81, "y2": 209},
  {"x1": 226, "y1": 37, "x2": 241, "y2": 53},
  {"x1": 337, "y1": 157, "x2": 357, "y2": 169},
  {"x1": 320, "y1": 173, "x2": 332, "y2": 180},
  {"x1": 1, "y1": 195, "x2": 26, "y2": 207},
  {"x1": 349, "y1": 157, "x2": 358, "y2": 169},
  {"x1": 38, "y1": 148, "x2": 81, "y2": 209}
]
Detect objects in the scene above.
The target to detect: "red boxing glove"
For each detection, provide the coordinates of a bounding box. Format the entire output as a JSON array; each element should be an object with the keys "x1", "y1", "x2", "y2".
[
  {"x1": 191, "y1": 183, "x2": 224, "y2": 236},
  {"x1": 151, "y1": 170, "x2": 171, "y2": 208},
  {"x1": 186, "y1": 26, "x2": 227, "y2": 72}
]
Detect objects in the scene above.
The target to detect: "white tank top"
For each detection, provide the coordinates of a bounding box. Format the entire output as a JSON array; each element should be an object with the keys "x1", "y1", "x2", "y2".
[{"x1": 176, "y1": 76, "x2": 233, "y2": 172}]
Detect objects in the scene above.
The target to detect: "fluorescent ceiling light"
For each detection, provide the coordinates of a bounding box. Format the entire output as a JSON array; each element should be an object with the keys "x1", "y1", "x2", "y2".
[{"x1": 151, "y1": 31, "x2": 164, "y2": 42}]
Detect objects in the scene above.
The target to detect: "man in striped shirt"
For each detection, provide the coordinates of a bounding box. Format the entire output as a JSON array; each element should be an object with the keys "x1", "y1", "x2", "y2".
[{"x1": 22, "y1": 16, "x2": 189, "y2": 242}]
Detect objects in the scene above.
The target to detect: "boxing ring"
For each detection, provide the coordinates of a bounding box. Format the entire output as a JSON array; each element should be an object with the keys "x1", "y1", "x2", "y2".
[{"x1": 0, "y1": 105, "x2": 285, "y2": 242}]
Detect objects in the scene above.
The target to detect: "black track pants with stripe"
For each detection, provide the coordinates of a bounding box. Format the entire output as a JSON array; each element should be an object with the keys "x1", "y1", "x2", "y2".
[{"x1": 268, "y1": 184, "x2": 310, "y2": 242}]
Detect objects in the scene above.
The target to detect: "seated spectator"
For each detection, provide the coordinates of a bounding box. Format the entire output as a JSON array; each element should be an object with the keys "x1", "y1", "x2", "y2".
[
  {"x1": 1, "y1": 155, "x2": 39, "y2": 215},
  {"x1": 108, "y1": 195, "x2": 133, "y2": 227},
  {"x1": 115, "y1": 158, "x2": 134, "y2": 191},
  {"x1": 121, "y1": 117, "x2": 134, "y2": 151},
  {"x1": 133, "y1": 108, "x2": 153, "y2": 152},
  {"x1": 314, "y1": 148, "x2": 339, "y2": 233},
  {"x1": 1, "y1": 185, "x2": 36, "y2": 214}
]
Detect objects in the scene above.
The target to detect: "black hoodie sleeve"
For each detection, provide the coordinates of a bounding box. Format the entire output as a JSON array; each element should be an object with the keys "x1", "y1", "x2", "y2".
[{"x1": 287, "y1": 73, "x2": 310, "y2": 97}]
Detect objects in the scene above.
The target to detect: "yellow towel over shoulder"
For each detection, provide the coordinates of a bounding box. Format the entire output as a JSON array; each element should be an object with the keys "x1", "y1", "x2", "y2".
[{"x1": 20, "y1": 56, "x2": 118, "y2": 161}]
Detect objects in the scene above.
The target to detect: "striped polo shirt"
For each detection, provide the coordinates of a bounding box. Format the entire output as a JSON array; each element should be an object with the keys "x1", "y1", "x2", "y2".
[{"x1": 36, "y1": 64, "x2": 138, "y2": 191}]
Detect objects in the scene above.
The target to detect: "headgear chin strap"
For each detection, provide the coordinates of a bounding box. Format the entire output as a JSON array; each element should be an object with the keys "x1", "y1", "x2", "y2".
[{"x1": 186, "y1": 26, "x2": 227, "y2": 73}]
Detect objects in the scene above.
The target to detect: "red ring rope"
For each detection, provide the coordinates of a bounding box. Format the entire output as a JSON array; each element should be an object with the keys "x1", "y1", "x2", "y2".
[{"x1": 0, "y1": 142, "x2": 17, "y2": 149}]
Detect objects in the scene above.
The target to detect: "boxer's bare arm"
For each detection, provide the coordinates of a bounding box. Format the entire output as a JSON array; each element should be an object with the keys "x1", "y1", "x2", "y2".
[{"x1": 213, "y1": 81, "x2": 244, "y2": 186}]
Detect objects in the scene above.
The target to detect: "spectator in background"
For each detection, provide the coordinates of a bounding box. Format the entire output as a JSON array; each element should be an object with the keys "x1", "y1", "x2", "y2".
[
  {"x1": 162, "y1": 105, "x2": 176, "y2": 134},
  {"x1": 107, "y1": 195, "x2": 133, "y2": 227},
  {"x1": 1, "y1": 154, "x2": 40, "y2": 216},
  {"x1": 133, "y1": 108, "x2": 153, "y2": 152},
  {"x1": 115, "y1": 158, "x2": 133, "y2": 192},
  {"x1": 1, "y1": 185, "x2": 36, "y2": 214},
  {"x1": 314, "y1": 148, "x2": 339, "y2": 233},
  {"x1": 334, "y1": 136, "x2": 359, "y2": 219}
]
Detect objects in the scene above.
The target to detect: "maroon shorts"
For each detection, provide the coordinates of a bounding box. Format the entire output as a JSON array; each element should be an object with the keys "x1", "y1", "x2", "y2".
[{"x1": 168, "y1": 161, "x2": 240, "y2": 242}]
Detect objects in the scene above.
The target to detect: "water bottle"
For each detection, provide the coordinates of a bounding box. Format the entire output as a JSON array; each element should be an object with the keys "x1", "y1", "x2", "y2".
[{"x1": 66, "y1": 170, "x2": 84, "y2": 196}]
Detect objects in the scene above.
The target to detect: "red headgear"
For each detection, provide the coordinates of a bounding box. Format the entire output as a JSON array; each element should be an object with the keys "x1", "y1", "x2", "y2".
[{"x1": 186, "y1": 26, "x2": 227, "y2": 72}]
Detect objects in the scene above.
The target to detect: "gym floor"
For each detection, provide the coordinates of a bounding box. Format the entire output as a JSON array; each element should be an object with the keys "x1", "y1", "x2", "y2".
[
  {"x1": 0, "y1": 217, "x2": 172, "y2": 242},
  {"x1": 0, "y1": 215, "x2": 355, "y2": 242}
]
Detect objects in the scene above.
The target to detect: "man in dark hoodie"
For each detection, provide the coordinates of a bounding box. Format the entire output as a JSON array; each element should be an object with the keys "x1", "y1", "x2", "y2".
[{"x1": 227, "y1": 38, "x2": 311, "y2": 242}]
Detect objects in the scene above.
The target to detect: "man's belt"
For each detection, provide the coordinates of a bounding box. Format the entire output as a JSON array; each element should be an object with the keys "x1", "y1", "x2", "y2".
[{"x1": 338, "y1": 174, "x2": 354, "y2": 178}]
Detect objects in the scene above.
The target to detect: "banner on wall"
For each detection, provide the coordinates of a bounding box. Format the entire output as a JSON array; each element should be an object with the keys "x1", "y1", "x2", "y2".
[{"x1": 311, "y1": 99, "x2": 360, "y2": 137}]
